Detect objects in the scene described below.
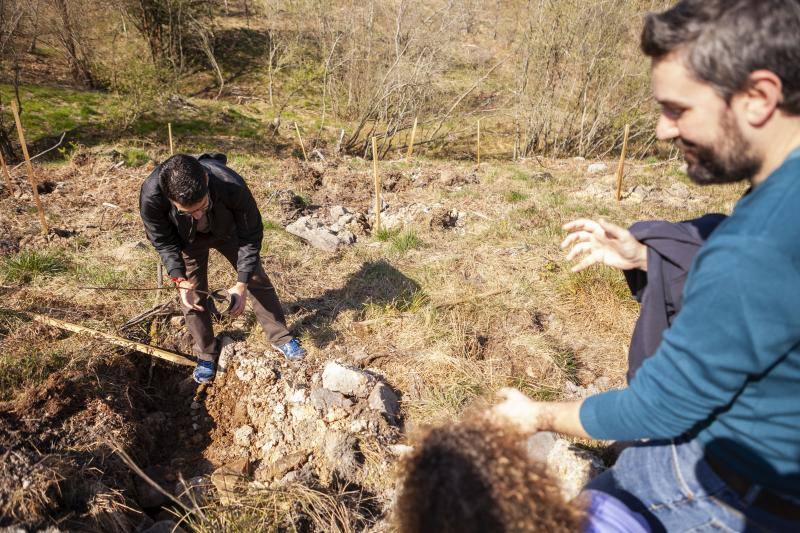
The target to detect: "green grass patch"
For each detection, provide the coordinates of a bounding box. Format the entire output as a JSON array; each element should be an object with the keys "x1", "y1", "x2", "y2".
[
  {"x1": 374, "y1": 227, "x2": 400, "y2": 242},
  {"x1": 390, "y1": 229, "x2": 422, "y2": 252},
  {"x1": 504, "y1": 190, "x2": 528, "y2": 203},
  {"x1": 0, "y1": 83, "x2": 116, "y2": 142},
  {"x1": 262, "y1": 219, "x2": 285, "y2": 232},
  {"x1": 0, "y1": 250, "x2": 69, "y2": 283},
  {"x1": 121, "y1": 147, "x2": 151, "y2": 167}
]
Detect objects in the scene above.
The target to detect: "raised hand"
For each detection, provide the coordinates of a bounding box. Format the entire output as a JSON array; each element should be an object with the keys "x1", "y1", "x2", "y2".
[{"x1": 561, "y1": 218, "x2": 648, "y2": 273}]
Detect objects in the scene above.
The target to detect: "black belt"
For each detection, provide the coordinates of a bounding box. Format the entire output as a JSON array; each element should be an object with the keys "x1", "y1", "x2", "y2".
[{"x1": 706, "y1": 455, "x2": 800, "y2": 522}]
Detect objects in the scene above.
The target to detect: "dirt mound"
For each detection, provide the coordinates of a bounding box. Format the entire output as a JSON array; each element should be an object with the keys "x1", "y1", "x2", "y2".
[
  {"x1": 198, "y1": 344, "x2": 402, "y2": 520},
  {"x1": 0, "y1": 355, "x2": 213, "y2": 531},
  {"x1": 282, "y1": 158, "x2": 324, "y2": 191}
]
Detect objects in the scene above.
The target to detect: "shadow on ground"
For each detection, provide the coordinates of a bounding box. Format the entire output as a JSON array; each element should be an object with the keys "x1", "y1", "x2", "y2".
[{"x1": 288, "y1": 260, "x2": 422, "y2": 349}]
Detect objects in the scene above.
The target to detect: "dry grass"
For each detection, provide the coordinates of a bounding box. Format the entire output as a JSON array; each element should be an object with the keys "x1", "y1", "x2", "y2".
[{"x1": 0, "y1": 147, "x2": 747, "y2": 529}]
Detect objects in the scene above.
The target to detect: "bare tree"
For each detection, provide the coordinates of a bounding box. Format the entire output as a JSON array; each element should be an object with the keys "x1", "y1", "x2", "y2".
[
  {"x1": 0, "y1": 0, "x2": 25, "y2": 161},
  {"x1": 49, "y1": 0, "x2": 100, "y2": 88}
]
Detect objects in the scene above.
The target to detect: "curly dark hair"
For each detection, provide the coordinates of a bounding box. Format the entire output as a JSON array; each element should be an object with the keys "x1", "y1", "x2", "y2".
[
  {"x1": 395, "y1": 417, "x2": 586, "y2": 533},
  {"x1": 158, "y1": 154, "x2": 208, "y2": 205}
]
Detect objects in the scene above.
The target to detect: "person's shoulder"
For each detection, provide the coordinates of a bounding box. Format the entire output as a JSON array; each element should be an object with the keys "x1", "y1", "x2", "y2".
[
  {"x1": 140, "y1": 164, "x2": 165, "y2": 203},
  {"x1": 716, "y1": 163, "x2": 800, "y2": 249}
]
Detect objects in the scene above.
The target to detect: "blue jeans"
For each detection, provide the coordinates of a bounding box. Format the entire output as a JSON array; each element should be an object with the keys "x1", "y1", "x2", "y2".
[{"x1": 585, "y1": 439, "x2": 799, "y2": 532}]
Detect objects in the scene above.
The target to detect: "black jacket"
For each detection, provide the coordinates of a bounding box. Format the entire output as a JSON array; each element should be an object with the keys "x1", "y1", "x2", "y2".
[
  {"x1": 139, "y1": 153, "x2": 263, "y2": 283},
  {"x1": 623, "y1": 214, "x2": 727, "y2": 381}
]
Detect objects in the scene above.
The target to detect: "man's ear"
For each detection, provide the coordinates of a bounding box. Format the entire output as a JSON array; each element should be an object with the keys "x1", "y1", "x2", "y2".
[{"x1": 742, "y1": 70, "x2": 783, "y2": 127}]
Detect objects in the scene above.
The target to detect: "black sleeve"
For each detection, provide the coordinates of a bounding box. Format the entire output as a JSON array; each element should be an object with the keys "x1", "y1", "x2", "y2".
[
  {"x1": 228, "y1": 184, "x2": 263, "y2": 283},
  {"x1": 139, "y1": 182, "x2": 186, "y2": 279}
]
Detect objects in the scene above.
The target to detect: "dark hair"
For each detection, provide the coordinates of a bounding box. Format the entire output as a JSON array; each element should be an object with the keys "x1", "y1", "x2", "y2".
[
  {"x1": 641, "y1": 0, "x2": 800, "y2": 114},
  {"x1": 158, "y1": 154, "x2": 208, "y2": 205},
  {"x1": 395, "y1": 417, "x2": 585, "y2": 533}
]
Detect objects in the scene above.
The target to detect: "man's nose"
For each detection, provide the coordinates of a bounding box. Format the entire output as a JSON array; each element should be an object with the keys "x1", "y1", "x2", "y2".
[
  {"x1": 192, "y1": 211, "x2": 204, "y2": 220},
  {"x1": 656, "y1": 115, "x2": 679, "y2": 141}
]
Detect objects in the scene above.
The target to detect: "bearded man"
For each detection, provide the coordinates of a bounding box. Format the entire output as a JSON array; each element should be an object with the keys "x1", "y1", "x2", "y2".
[{"x1": 494, "y1": 1, "x2": 800, "y2": 531}]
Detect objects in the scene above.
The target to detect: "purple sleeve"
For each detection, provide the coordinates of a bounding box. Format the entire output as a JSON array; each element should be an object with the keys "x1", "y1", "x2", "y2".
[{"x1": 581, "y1": 490, "x2": 651, "y2": 533}]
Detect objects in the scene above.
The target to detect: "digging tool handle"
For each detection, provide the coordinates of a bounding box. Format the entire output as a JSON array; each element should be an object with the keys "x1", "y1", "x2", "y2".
[{"x1": 28, "y1": 312, "x2": 195, "y2": 367}]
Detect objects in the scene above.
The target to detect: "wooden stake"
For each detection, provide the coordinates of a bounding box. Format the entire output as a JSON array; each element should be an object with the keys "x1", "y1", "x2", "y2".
[
  {"x1": 294, "y1": 121, "x2": 308, "y2": 162},
  {"x1": 28, "y1": 312, "x2": 195, "y2": 367},
  {"x1": 372, "y1": 136, "x2": 381, "y2": 232},
  {"x1": 168, "y1": 122, "x2": 174, "y2": 155},
  {"x1": 476, "y1": 118, "x2": 481, "y2": 165},
  {"x1": 615, "y1": 124, "x2": 631, "y2": 202},
  {"x1": 406, "y1": 116, "x2": 418, "y2": 160},
  {"x1": 0, "y1": 150, "x2": 14, "y2": 195},
  {"x1": 10, "y1": 101, "x2": 48, "y2": 234}
]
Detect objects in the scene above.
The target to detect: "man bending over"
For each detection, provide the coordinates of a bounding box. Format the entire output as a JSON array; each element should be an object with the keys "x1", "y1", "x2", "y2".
[{"x1": 140, "y1": 153, "x2": 306, "y2": 383}]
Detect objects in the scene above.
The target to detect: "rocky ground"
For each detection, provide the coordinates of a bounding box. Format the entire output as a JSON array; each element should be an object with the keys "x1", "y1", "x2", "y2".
[{"x1": 0, "y1": 146, "x2": 745, "y2": 531}]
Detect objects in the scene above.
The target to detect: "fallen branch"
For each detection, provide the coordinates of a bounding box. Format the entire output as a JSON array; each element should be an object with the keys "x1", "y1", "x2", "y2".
[{"x1": 27, "y1": 311, "x2": 195, "y2": 367}]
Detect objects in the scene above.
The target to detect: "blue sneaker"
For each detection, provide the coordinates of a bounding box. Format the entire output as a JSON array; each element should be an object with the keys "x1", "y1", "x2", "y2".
[
  {"x1": 193, "y1": 360, "x2": 216, "y2": 383},
  {"x1": 273, "y1": 338, "x2": 307, "y2": 361}
]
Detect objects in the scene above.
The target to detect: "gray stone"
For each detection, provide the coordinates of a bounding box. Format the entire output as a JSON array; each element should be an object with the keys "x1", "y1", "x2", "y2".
[
  {"x1": 286, "y1": 216, "x2": 342, "y2": 252},
  {"x1": 322, "y1": 362, "x2": 374, "y2": 398},
  {"x1": 367, "y1": 383, "x2": 400, "y2": 420},
  {"x1": 310, "y1": 387, "x2": 353, "y2": 411},
  {"x1": 587, "y1": 162, "x2": 608, "y2": 174},
  {"x1": 525, "y1": 431, "x2": 558, "y2": 463},
  {"x1": 330, "y1": 205, "x2": 351, "y2": 220}
]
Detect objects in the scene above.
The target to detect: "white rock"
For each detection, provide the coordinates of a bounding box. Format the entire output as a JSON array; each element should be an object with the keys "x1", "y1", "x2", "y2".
[
  {"x1": 546, "y1": 439, "x2": 605, "y2": 500},
  {"x1": 587, "y1": 163, "x2": 609, "y2": 174},
  {"x1": 217, "y1": 336, "x2": 237, "y2": 374},
  {"x1": 234, "y1": 425, "x2": 254, "y2": 447},
  {"x1": 289, "y1": 389, "x2": 307, "y2": 404},
  {"x1": 273, "y1": 403, "x2": 286, "y2": 421},
  {"x1": 349, "y1": 419, "x2": 369, "y2": 433},
  {"x1": 329, "y1": 205, "x2": 350, "y2": 220},
  {"x1": 286, "y1": 217, "x2": 343, "y2": 253},
  {"x1": 322, "y1": 362, "x2": 374, "y2": 398}
]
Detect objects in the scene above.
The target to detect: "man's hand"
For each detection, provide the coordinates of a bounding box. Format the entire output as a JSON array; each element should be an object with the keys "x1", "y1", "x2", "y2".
[
  {"x1": 561, "y1": 218, "x2": 648, "y2": 272},
  {"x1": 177, "y1": 279, "x2": 204, "y2": 311},
  {"x1": 492, "y1": 388, "x2": 543, "y2": 433},
  {"x1": 227, "y1": 282, "x2": 248, "y2": 317},
  {"x1": 492, "y1": 388, "x2": 591, "y2": 439}
]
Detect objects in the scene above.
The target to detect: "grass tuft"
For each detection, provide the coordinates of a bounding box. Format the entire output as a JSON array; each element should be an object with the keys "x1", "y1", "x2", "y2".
[
  {"x1": 0, "y1": 250, "x2": 70, "y2": 283},
  {"x1": 121, "y1": 147, "x2": 151, "y2": 167},
  {"x1": 374, "y1": 227, "x2": 400, "y2": 242},
  {"x1": 504, "y1": 190, "x2": 528, "y2": 203},
  {"x1": 390, "y1": 229, "x2": 422, "y2": 253}
]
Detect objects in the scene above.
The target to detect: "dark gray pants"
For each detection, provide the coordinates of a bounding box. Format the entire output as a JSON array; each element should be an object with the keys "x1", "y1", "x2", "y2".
[{"x1": 181, "y1": 232, "x2": 292, "y2": 362}]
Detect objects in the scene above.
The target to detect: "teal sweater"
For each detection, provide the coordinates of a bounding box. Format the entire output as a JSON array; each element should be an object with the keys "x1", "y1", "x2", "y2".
[{"x1": 580, "y1": 149, "x2": 800, "y2": 498}]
